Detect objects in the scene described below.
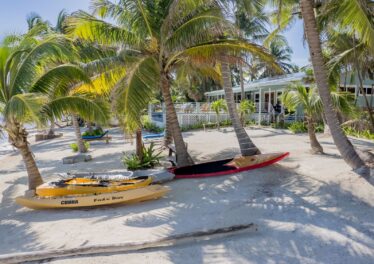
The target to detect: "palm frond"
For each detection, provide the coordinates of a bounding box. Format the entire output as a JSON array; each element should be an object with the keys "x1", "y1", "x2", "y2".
[
  {"x1": 3, "y1": 93, "x2": 46, "y2": 124},
  {"x1": 45, "y1": 95, "x2": 109, "y2": 124},
  {"x1": 114, "y1": 55, "x2": 159, "y2": 128},
  {"x1": 30, "y1": 64, "x2": 91, "y2": 95}
]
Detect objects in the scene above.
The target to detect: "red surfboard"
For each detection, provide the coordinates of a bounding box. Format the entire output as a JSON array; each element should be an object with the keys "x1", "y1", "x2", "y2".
[{"x1": 170, "y1": 152, "x2": 289, "y2": 179}]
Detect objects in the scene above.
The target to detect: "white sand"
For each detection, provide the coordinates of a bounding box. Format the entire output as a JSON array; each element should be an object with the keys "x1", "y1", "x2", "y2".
[{"x1": 0, "y1": 126, "x2": 373, "y2": 263}]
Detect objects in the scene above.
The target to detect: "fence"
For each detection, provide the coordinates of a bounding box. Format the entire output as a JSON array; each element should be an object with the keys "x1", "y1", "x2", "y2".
[{"x1": 148, "y1": 103, "x2": 304, "y2": 128}]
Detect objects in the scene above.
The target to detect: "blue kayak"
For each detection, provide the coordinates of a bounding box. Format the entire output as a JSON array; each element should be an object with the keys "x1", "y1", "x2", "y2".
[
  {"x1": 82, "y1": 130, "x2": 109, "y2": 140},
  {"x1": 142, "y1": 132, "x2": 164, "y2": 139}
]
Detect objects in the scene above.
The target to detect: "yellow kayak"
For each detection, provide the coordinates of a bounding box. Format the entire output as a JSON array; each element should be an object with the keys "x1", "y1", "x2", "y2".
[
  {"x1": 16, "y1": 185, "x2": 170, "y2": 210},
  {"x1": 36, "y1": 176, "x2": 152, "y2": 197}
]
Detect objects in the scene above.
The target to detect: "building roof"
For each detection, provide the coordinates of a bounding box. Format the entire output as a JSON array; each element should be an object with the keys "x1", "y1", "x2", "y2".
[{"x1": 205, "y1": 72, "x2": 306, "y2": 96}]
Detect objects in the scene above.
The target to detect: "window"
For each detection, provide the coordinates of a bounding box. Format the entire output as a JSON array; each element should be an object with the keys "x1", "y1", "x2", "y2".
[{"x1": 255, "y1": 93, "x2": 260, "y2": 103}]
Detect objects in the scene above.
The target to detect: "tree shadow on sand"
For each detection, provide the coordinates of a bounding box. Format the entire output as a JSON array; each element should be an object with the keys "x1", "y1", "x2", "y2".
[{"x1": 1, "y1": 145, "x2": 373, "y2": 263}]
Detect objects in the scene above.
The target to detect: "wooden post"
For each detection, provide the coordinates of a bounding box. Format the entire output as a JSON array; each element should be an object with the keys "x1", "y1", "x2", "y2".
[{"x1": 258, "y1": 89, "x2": 262, "y2": 125}]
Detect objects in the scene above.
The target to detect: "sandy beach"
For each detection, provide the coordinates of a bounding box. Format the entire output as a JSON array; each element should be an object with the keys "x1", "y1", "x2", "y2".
[{"x1": 0, "y1": 126, "x2": 373, "y2": 263}]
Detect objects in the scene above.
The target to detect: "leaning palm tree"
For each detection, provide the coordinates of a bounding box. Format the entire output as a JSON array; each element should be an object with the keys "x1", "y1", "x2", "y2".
[
  {"x1": 282, "y1": 84, "x2": 324, "y2": 154},
  {"x1": 211, "y1": 99, "x2": 227, "y2": 130},
  {"x1": 299, "y1": 0, "x2": 367, "y2": 171},
  {"x1": 0, "y1": 32, "x2": 107, "y2": 191},
  {"x1": 68, "y1": 0, "x2": 279, "y2": 165},
  {"x1": 282, "y1": 83, "x2": 357, "y2": 154},
  {"x1": 267, "y1": 0, "x2": 369, "y2": 172}
]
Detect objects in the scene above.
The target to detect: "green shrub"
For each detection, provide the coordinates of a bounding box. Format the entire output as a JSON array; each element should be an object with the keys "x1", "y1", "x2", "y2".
[
  {"x1": 123, "y1": 154, "x2": 142, "y2": 170},
  {"x1": 142, "y1": 116, "x2": 163, "y2": 133},
  {"x1": 70, "y1": 142, "x2": 90, "y2": 152},
  {"x1": 123, "y1": 143, "x2": 162, "y2": 170},
  {"x1": 314, "y1": 123, "x2": 324, "y2": 133},
  {"x1": 82, "y1": 127, "x2": 104, "y2": 137},
  {"x1": 343, "y1": 127, "x2": 374, "y2": 140},
  {"x1": 288, "y1": 121, "x2": 307, "y2": 133},
  {"x1": 271, "y1": 122, "x2": 290, "y2": 129}
]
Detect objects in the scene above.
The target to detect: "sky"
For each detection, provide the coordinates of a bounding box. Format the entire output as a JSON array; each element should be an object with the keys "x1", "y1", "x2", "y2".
[{"x1": 0, "y1": 0, "x2": 310, "y2": 67}]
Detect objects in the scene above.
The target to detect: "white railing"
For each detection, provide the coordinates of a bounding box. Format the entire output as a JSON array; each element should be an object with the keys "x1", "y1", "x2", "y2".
[{"x1": 148, "y1": 102, "x2": 301, "y2": 128}]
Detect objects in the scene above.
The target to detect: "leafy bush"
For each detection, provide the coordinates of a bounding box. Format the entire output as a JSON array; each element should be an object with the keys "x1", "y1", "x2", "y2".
[
  {"x1": 288, "y1": 121, "x2": 307, "y2": 133},
  {"x1": 271, "y1": 122, "x2": 290, "y2": 129},
  {"x1": 123, "y1": 154, "x2": 142, "y2": 170},
  {"x1": 142, "y1": 116, "x2": 163, "y2": 133},
  {"x1": 70, "y1": 142, "x2": 90, "y2": 152},
  {"x1": 123, "y1": 143, "x2": 162, "y2": 170},
  {"x1": 314, "y1": 123, "x2": 324, "y2": 133},
  {"x1": 343, "y1": 127, "x2": 374, "y2": 140},
  {"x1": 82, "y1": 127, "x2": 104, "y2": 137}
]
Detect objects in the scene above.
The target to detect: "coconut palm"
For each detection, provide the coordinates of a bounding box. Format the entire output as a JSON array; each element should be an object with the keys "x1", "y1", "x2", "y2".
[
  {"x1": 68, "y1": 0, "x2": 279, "y2": 165},
  {"x1": 266, "y1": 0, "x2": 368, "y2": 171},
  {"x1": 0, "y1": 31, "x2": 108, "y2": 191},
  {"x1": 238, "y1": 99, "x2": 256, "y2": 126},
  {"x1": 260, "y1": 35, "x2": 298, "y2": 78},
  {"x1": 282, "y1": 84, "x2": 324, "y2": 153},
  {"x1": 282, "y1": 83, "x2": 357, "y2": 154},
  {"x1": 211, "y1": 99, "x2": 227, "y2": 130},
  {"x1": 299, "y1": 0, "x2": 367, "y2": 171}
]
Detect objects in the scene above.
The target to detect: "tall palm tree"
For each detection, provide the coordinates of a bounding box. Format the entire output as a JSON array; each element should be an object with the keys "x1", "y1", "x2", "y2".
[
  {"x1": 0, "y1": 32, "x2": 107, "y2": 191},
  {"x1": 68, "y1": 0, "x2": 278, "y2": 165},
  {"x1": 299, "y1": 0, "x2": 366, "y2": 171},
  {"x1": 260, "y1": 35, "x2": 298, "y2": 78}
]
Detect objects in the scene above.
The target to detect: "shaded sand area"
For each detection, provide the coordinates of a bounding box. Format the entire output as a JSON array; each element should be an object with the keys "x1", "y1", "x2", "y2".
[{"x1": 0, "y1": 127, "x2": 373, "y2": 263}]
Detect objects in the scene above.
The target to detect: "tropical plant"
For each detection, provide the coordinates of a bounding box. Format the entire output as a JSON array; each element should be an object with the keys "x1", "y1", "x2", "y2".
[
  {"x1": 211, "y1": 99, "x2": 228, "y2": 130},
  {"x1": 238, "y1": 99, "x2": 256, "y2": 126},
  {"x1": 123, "y1": 142, "x2": 162, "y2": 170},
  {"x1": 299, "y1": 0, "x2": 368, "y2": 170},
  {"x1": 282, "y1": 83, "x2": 356, "y2": 154},
  {"x1": 266, "y1": 0, "x2": 369, "y2": 171},
  {"x1": 70, "y1": 141, "x2": 90, "y2": 152},
  {"x1": 0, "y1": 30, "x2": 109, "y2": 191},
  {"x1": 68, "y1": 0, "x2": 279, "y2": 165},
  {"x1": 260, "y1": 35, "x2": 298, "y2": 78}
]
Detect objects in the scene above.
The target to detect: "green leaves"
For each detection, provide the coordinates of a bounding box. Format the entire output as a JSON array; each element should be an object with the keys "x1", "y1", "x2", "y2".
[
  {"x1": 3, "y1": 93, "x2": 46, "y2": 125},
  {"x1": 30, "y1": 64, "x2": 91, "y2": 95},
  {"x1": 45, "y1": 96, "x2": 109, "y2": 124},
  {"x1": 114, "y1": 55, "x2": 160, "y2": 130}
]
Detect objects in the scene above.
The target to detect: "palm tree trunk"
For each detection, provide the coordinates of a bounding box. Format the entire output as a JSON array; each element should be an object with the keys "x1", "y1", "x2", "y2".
[
  {"x1": 163, "y1": 113, "x2": 173, "y2": 147},
  {"x1": 300, "y1": 0, "x2": 365, "y2": 171},
  {"x1": 136, "y1": 129, "x2": 143, "y2": 161},
  {"x1": 48, "y1": 118, "x2": 55, "y2": 136},
  {"x1": 19, "y1": 143, "x2": 44, "y2": 190},
  {"x1": 72, "y1": 114, "x2": 87, "y2": 153},
  {"x1": 161, "y1": 72, "x2": 194, "y2": 166},
  {"x1": 7, "y1": 123, "x2": 43, "y2": 190},
  {"x1": 221, "y1": 60, "x2": 260, "y2": 156},
  {"x1": 87, "y1": 122, "x2": 93, "y2": 134},
  {"x1": 307, "y1": 118, "x2": 323, "y2": 154},
  {"x1": 239, "y1": 63, "x2": 245, "y2": 101}
]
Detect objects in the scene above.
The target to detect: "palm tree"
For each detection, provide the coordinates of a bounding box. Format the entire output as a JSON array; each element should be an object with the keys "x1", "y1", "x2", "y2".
[
  {"x1": 282, "y1": 84, "x2": 324, "y2": 153},
  {"x1": 282, "y1": 83, "x2": 357, "y2": 154},
  {"x1": 0, "y1": 32, "x2": 107, "y2": 191},
  {"x1": 238, "y1": 99, "x2": 256, "y2": 126},
  {"x1": 299, "y1": 0, "x2": 367, "y2": 171},
  {"x1": 260, "y1": 36, "x2": 298, "y2": 78},
  {"x1": 68, "y1": 0, "x2": 278, "y2": 165},
  {"x1": 211, "y1": 99, "x2": 227, "y2": 130}
]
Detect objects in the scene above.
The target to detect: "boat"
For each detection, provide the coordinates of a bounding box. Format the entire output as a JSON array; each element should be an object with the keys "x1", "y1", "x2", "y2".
[
  {"x1": 59, "y1": 170, "x2": 175, "y2": 184},
  {"x1": 170, "y1": 152, "x2": 289, "y2": 179},
  {"x1": 142, "y1": 132, "x2": 164, "y2": 139},
  {"x1": 82, "y1": 130, "x2": 109, "y2": 140},
  {"x1": 16, "y1": 185, "x2": 170, "y2": 210},
  {"x1": 36, "y1": 176, "x2": 153, "y2": 197}
]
